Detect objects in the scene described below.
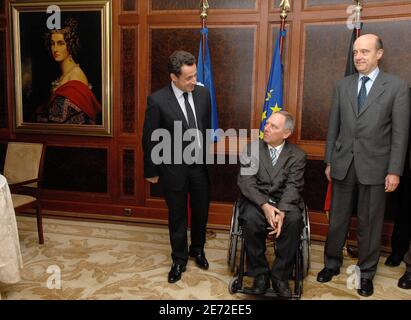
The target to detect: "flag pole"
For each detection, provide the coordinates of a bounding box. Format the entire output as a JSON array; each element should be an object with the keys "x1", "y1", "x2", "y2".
[
  {"x1": 279, "y1": 0, "x2": 290, "y2": 59},
  {"x1": 343, "y1": 0, "x2": 363, "y2": 259},
  {"x1": 198, "y1": 0, "x2": 217, "y2": 240},
  {"x1": 200, "y1": 0, "x2": 209, "y2": 65},
  {"x1": 354, "y1": 0, "x2": 363, "y2": 38}
]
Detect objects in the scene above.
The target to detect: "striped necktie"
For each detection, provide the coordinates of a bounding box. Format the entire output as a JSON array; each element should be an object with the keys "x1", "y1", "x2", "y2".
[{"x1": 269, "y1": 148, "x2": 278, "y2": 167}]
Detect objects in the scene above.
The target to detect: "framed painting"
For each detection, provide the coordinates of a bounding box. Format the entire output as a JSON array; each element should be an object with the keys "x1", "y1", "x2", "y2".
[{"x1": 10, "y1": 0, "x2": 112, "y2": 136}]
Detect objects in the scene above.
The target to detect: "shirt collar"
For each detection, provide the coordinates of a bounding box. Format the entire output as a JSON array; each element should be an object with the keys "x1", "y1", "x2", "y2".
[
  {"x1": 171, "y1": 81, "x2": 185, "y2": 99},
  {"x1": 268, "y1": 140, "x2": 285, "y2": 155},
  {"x1": 359, "y1": 67, "x2": 380, "y2": 83}
]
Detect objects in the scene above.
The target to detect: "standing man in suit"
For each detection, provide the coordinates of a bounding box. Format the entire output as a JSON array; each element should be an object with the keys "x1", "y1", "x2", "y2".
[
  {"x1": 238, "y1": 111, "x2": 306, "y2": 298},
  {"x1": 385, "y1": 100, "x2": 411, "y2": 268},
  {"x1": 142, "y1": 50, "x2": 211, "y2": 283},
  {"x1": 317, "y1": 34, "x2": 410, "y2": 297}
]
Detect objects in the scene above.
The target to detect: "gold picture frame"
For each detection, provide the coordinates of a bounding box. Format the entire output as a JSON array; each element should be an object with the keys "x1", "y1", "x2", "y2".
[{"x1": 10, "y1": 0, "x2": 112, "y2": 136}]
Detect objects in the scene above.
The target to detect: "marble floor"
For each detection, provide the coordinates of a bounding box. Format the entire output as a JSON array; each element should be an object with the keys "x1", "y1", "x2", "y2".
[{"x1": 1, "y1": 216, "x2": 410, "y2": 300}]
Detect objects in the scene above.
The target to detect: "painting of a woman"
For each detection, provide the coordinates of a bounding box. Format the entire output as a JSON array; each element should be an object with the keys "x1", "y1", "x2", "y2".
[{"x1": 33, "y1": 18, "x2": 101, "y2": 124}]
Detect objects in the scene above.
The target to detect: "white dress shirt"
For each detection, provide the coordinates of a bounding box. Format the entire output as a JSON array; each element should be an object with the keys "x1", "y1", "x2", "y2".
[
  {"x1": 171, "y1": 82, "x2": 199, "y2": 127},
  {"x1": 268, "y1": 140, "x2": 285, "y2": 160},
  {"x1": 171, "y1": 82, "x2": 201, "y2": 146},
  {"x1": 357, "y1": 67, "x2": 380, "y2": 95}
]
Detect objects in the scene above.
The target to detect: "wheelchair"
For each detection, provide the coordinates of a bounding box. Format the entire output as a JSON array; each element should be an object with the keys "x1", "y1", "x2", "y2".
[{"x1": 227, "y1": 198, "x2": 311, "y2": 299}]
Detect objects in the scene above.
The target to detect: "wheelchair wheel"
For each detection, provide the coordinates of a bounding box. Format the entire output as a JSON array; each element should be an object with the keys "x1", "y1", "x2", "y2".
[
  {"x1": 301, "y1": 206, "x2": 311, "y2": 278},
  {"x1": 228, "y1": 277, "x2": 240, "y2": 294},
  {"x1": 228, "y1": 235, "x2": 238, "y2": 273},
  {"x1": 227, "y1": 202, "x2": 241, "y2": 273},
  {"x1": 294, "y1": 248, "x2": 304, "y2": 298}
]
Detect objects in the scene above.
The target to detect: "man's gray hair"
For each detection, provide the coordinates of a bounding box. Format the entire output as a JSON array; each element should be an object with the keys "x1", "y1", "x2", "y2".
[{"x1": 277, "y1": 110, "x2": 295, "y2": 134}]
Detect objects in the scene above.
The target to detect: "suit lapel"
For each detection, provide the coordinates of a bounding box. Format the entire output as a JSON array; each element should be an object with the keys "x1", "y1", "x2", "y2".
[
  {"x1": 358, "y1": 71, "x2": 386, "y2": 117},
  {"x1": 272, "y1": 142, "x2": 290, "y2": 178},
  {"x1": 347, "y1": 75, "x2": 359, "y2": 116},
  {"x1": 167, "y1": 85, "x2": 189, "y2": 130},
  {"x1": 260, "y1": 141, "x2": 274, "y2": 179},
  {"x1": 260, "y1": 141, "x2": 290, "y2": 182}
]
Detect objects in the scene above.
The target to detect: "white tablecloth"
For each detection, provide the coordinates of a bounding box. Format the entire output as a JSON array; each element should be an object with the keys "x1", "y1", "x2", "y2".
[{"x1": 0, "y1": 174, "x2": 23, "y2": 284}]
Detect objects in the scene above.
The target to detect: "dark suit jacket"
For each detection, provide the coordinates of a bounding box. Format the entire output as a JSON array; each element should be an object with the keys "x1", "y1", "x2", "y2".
[
  {"x1": 325, "y1": 71, "x2": 410, "y2": 185},
  {"x1": 142, "y1": 84, "x2": 211, "y2": 190},
  {"x1": 237, "y1": 140, "x2": 307, "y2": 213}
]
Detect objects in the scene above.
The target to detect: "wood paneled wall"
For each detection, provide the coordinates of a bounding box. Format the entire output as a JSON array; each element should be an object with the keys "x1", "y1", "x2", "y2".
[{"x1": 1, "y1": 0, "x2": 411, "y2": 247}]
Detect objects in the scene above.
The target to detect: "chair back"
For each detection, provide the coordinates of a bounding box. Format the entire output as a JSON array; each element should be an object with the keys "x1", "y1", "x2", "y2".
[{"x1": 4, "y1": 142, "x2": 44, "y2": 187}]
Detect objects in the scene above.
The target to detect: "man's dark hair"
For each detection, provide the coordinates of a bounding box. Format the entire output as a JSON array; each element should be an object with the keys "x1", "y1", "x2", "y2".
[
  {"x1": 376, "y1": 36, "x2": 383, "y2": 50},
  {"x1": 167, "y1": 50, "x2": 196, "y2": 76}
]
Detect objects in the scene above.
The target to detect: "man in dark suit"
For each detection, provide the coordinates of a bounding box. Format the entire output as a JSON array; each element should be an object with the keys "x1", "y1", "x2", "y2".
[
  {"x1": 237, "y1": 111, "x2": 306, "y2": 298},
  {"x1": 385, "y1": 94, "x2": 411, "y2": 268},
  {"x1": 317, "y1": 34, "x2": 410, "y2": 297},
  {"x1": 398, "y1": 241, "x2": 411, "y2": 289},
  {"x1": 142, "y1": 50, "x2": 211, "y2": 283}
]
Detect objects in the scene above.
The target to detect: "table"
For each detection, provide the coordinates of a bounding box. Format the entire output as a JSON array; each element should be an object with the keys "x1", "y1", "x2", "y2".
[{"x1": 0, "y1": 174, "x2": 23, "y2": 285}]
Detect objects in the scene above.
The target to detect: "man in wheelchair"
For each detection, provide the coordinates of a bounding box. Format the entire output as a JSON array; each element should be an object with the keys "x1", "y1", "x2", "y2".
[{"x1": 237, "y1": 111, "x2": 306, "y2": 299}]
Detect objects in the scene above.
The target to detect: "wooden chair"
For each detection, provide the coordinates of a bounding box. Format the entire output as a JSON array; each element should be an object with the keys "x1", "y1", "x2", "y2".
[{"x1": 3, "y1": 142, "x2": 46, "y2": 244}]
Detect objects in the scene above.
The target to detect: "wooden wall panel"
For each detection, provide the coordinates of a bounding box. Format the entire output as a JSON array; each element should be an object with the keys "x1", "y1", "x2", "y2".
[
  {"x1": 43, "y1": 147, "x2": 108, "y2": 193},
  {"x1": 151, "y1": 0, "x2": 256, "y2": 11},
  {"x1": 150, "y1": 28, "x2": 198, "y2": 93},
  {"x1": 121, "y1": 27, "x2": 137, "y2": 134},
  {"x1": 150, "y1": 27, "x2": 255, "y2": 131},
  {"x1": 209, "y1": 27, "x2": 255, "y2": 131},
  {"x1": 0, "y1": 29, "x2": 6, "y2": 128},
  {"x1": 301, "y1": 23, "x2": 350, "y2": 141},
  {"x1": 122, "y1": 0, "x2": 137, "y2": 12},
  {"x1": 122, "y1": 149, "x2": 135, "y2": 196},
  {"x1": 361, "y1": 19, "x2": 411, "y2": 86}
]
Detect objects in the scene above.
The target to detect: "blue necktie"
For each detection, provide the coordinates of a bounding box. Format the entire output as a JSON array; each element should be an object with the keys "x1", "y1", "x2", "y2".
[
  {"x1": 269, "y1": 148, "x2": 278, "y2": 167},
  {"x1": 357, "y1": 76, "x2": 370, "y2": 113}
]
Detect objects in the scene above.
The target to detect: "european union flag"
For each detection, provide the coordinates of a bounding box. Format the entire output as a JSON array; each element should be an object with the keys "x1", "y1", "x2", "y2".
[
  {"x1": 198, "y1": 27, "x2": 219, "y2": 142},
  {"x1": 259, "y1": 30, "x2": 286, "y2": 139}
]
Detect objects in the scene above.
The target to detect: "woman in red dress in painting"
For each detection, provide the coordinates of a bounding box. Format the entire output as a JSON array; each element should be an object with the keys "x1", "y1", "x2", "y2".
[{"x1": 34, "y1": 18, "x2": 101, "y2": 124}]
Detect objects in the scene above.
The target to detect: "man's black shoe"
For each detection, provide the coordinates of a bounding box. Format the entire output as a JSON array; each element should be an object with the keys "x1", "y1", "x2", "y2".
[
  {"x1": 398, "y1": 271, "x2": 411, "y2": 289},
  {"x1": 316, "y1": 267, "x2": 340, "y2": 283},
  {"x1": 357, "y1": 278, "x2": 374, "y2": 297},
  {"x1": 271, "y1": 277, "x2": 292, "y2": 299},
  {"x1": 243, "y1": 274, "x2": 270, "y2": 295},
  {"x1": 168, "y1": 264, "x2": 186, "y2": 283},
  {"x1": 189, "y1": 251, "x2": 209, "y2": 270},
  {"x1": 384, "y1": 253, "x2": 403, "y2": 267}
]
